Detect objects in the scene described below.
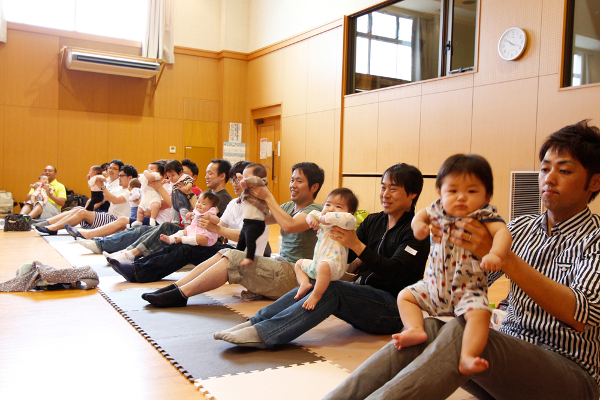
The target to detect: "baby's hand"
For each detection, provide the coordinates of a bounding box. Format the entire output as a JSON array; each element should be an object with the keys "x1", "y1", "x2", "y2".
[
  {"x1": 319, "y1": 215, "x2": 331, "y2": 226},
  {"x1": 481, "y1": 253, "x2": 502, "y2": 271},
  {"x1": 307, "y1": 214, "x2": 320, "y2": 231},
  {"x1": 412, "y1": 221, "x2": 430, "y2": 241},
  {"x1": 236, "y1": 173, "x2": 247, "y2": 190}
]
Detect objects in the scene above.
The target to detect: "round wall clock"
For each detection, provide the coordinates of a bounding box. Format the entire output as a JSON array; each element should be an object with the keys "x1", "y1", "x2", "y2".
[{"x1": 498, "y1": 28, "x2": 527, "y2": 61}]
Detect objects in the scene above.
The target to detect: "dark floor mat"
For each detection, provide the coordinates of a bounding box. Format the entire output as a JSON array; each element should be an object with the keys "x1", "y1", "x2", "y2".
[{"x1": 99, "y1": 288, "x2": 325, "y2": 381}]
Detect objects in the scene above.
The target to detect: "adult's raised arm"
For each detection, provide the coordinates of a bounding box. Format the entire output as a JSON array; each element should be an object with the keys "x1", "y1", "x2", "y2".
[{"x1": 250, "y1": 186, "x2": 311, "y2": 233}]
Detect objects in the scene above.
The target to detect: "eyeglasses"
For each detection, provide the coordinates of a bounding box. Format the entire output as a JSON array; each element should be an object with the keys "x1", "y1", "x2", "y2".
[
  {"x1": 118, "y1": 174, "x2": 127, "y2": 178},
  {"x1": 230, "y1": 179, "x2": 240, "y2": 184}
]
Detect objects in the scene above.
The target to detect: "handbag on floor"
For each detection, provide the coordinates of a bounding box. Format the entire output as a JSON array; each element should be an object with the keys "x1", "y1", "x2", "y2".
[
  {"x1": 3, "y1": 214, "x2": 32, "y2": 231},
  {"x1": 0, "y1": 190, "x2": 14, "y2": 213}
]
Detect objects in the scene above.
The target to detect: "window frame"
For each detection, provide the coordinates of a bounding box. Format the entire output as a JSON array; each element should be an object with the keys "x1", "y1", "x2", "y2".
[{"x1": 346, "y1": 0, "x2": 478, "y2": 95}]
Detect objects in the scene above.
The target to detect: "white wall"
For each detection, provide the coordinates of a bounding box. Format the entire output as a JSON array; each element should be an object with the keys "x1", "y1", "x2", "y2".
[
  {"x1": 174, "y1": 0, "x2": 222, "y2": 51},
  {"x1": 248, "y1": 0, "x2": 378, "y2": 52},
  {"x1": 221, "y1": 0, "x2": 250, "y2": 52}
]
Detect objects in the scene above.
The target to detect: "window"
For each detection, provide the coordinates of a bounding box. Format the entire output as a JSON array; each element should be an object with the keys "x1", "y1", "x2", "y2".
[
  {"x1": 563, "y1": 0, "x2": 600, "y2": 87},
  {"x1": 347, "y1": 0, "x2": 478, "y2": 94},
  {"x1": 3, "y1": 0, "x2": 148, "y2": 42}
]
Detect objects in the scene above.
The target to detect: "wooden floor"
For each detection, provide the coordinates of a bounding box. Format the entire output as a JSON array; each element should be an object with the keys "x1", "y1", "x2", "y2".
[{"x1": 0, "y1": 225, "x2": 509, "y2": 400}]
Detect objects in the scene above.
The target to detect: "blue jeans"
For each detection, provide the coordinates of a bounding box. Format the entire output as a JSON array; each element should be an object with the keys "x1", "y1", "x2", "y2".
[
  {"x1": 94, "y1": 225, "x2": 155, "y2": 253},
  {"x1": 128, "y1": 222, "x2": 183, "y2": 256},
  {"x1": 250, "y1": 281, "x2": 400, "y2": 348}
]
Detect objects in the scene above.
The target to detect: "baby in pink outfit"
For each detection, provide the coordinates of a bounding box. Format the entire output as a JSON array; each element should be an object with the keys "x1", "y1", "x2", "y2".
[{"x1": 160, "y1": 191, "x2": 219, "y2": 246}]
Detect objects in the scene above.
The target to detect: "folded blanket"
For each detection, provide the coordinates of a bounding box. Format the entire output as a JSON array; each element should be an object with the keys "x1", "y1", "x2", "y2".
[{"x1": 0, "y1": 261, "x2": 99, "y2": 292}]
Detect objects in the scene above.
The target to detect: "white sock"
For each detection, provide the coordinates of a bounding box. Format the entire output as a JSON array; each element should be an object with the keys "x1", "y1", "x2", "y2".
[
  {"x1": 103, "y1": 250, "x2": 135, "y2": 263},
  {"x1": 150, "y1": 218, "x2": 156, "y2": 226},
  {"x1": 131, "y1": 221, "x2": 143, "y2": 227},
  {"x1": 221, "y1": 326, "x2": 266, "y2": 349},
  {"x1": 76, "y1": 238, "x2": 101, "y2": 254},
  {"x1": 166, "y1": 235, "x2": 175, "y2": 244},
  {"x1": 214, "y1": 321, "x2": 252, "y2": 340}
]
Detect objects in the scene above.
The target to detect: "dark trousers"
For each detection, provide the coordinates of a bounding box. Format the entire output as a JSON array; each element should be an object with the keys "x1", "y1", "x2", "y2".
[
  {"x1": 86, "y1": 191, "x2": 105, "y2": 211},
  {"x1": 236, "y1": 219, "x2": 266, "y2": 261},
  {"x1": 132, "y1": 242, "x2": 233, "y2": 283}
]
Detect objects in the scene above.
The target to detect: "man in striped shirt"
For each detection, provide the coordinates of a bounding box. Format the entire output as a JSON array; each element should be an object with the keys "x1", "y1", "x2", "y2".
[{"x1": 324, "y1": 120, "x2": 600, "y2": 400}]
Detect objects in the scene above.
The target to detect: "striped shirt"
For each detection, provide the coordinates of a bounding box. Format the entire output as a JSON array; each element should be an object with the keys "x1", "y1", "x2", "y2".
[{"x1": 489, "y1": 208, "x2": 600, "y2": 388}]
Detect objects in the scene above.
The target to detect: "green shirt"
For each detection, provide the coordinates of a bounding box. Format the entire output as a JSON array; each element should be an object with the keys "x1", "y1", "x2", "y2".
[{"x1": 279, "y1": 201, "x2": 322, "y2": 263}]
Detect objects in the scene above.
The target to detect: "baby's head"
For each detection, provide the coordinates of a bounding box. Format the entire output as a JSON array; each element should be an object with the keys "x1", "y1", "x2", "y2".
[
  {"x1": 89, "y1": 165, "x2": 103, "y2": 177},
  {"x1": 195, "y1": 191, "x2": 219, "y2": 214},
  {"x1": 243, "y1": 163, "x2": 267, "y2": 180},
  {"x1": 164, "y1": 159, "x2": 184, "y2": 183},
  {"x1": 128, "y1": 178, "x2": 141, "y2": 191},
  {"x1": 38, "y1": 174, "x2": 49, "y2": 185},
  {"x1": 322, "y1": 188, "x2": 359, "y2": 215},
  {"x1": 148, "y1": 161, "x2": 166, "y2": 178},
  {"x1": 435, "y1": 154, "x2": 493, "y2": 218}
]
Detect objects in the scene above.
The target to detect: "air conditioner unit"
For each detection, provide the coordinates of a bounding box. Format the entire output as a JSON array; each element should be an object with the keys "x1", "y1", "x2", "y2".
[
  {"x1": 64, "y1": 48, "x2": 161, "y2": 79},
  {"x1": 509, "y1": 171, "x2": 542, "y2": 221}
]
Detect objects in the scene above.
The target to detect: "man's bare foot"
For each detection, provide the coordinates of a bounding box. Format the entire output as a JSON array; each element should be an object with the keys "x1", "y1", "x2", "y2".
[
  {"x1": 303, "y1": 292, "x2": 321, "y2": 310},
  {"x1": 294, "y1": 282, "x2": 313, "y2": 300},
  {"x1": 459, "y1": 355, "x2": 489, "y2": 375},
  {"x1": 392, "y1": 327, "x2": 428, "y2": 350},
  {"x1": 160, "y1": 234, "x2": 171, "y2": 244},
  {"x1": 240, "y1": 258, "x2": 253, "y2": 266}
]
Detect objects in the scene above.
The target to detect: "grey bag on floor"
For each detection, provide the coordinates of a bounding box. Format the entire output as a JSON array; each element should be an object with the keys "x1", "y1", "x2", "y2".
[{"x1": 0, "y1": 190, "x2": 13, "y2": 213}]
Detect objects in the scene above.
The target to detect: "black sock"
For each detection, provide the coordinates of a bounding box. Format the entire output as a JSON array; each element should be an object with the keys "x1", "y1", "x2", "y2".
[
  {"x1": 141, "y1": 283, "x2": 177, "y2": 301},
  {"x1": 145, "y1": 288, "x2": 188, "y2": 308}
]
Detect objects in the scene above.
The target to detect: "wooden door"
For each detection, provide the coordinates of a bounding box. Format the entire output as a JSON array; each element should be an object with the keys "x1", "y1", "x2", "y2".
[{"x1": 257, "y1": 116, "x2": 281, "y2": 204}]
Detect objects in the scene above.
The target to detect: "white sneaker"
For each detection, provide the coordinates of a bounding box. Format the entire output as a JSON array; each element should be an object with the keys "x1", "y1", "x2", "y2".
[
  {"x1": 76, "y1": 238, "x2": 101, "y2": 254},
  {"x1": 103, "y1": 250, "x2": 135, "y2": 264}
]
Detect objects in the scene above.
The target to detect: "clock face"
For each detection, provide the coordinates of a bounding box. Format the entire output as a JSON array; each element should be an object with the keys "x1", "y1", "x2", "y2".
[{"x1": 498, "y1": 28, "x2": 527, "y2": 61}]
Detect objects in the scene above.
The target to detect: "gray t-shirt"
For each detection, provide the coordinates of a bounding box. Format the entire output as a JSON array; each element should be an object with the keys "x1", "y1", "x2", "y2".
[
  {"x1": 279, "y1": 201, "x2": 322, "y2": 264},
  {"x1": 212, "y1": 189, "x2": 233, "y2": 218}
]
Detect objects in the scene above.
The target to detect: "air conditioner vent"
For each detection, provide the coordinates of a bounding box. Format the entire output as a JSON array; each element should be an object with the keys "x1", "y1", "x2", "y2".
[
  {"x1": 61, "y1": 47, "x2": 164, "y2": 81},
  {"x1": 509, "y1": 171, "x2": 541, "y2": 221}
]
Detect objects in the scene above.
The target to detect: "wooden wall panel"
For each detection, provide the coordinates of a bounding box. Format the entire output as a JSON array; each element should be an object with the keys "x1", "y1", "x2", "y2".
[
  {"x1": 342, "y1": 103, "x2": 379, "y2": 173},
  {"x1": 282, "y1": 41, "x2": 309, "y2": 117},
  {"x1": 154, "y1": 54, "x2": 219, "y2": 120},
  {"x1": 57, "y1": 110, "x2": 109, "y2": 195},
  {"x1": 419, "y1": 88, "x2": 473, "y2": 175},
  {"x1": 335, "y1": 27, "x2": 344, "y2": 110},
  {"x1": 416, "y1": 177, "x2": 439, "y2": 214},
  {"x1": 184, "y1": 99, "x2": 219, "y2": 122},
  {"x1": 471, "y1": 78, "x2": 539, "y2": 219},
  {"x1": 307, "y1": 29, "x2": 338, "y2": 113},
  {"x1": 378, "y1": 83, "x2": 421, "y2": 102},
  {"x1": 333, "y1": 107, "x2": 342, "y2": 189},
  {"x1": 107, "y1": 76, "x2": 154, "y2": 117},
  {"x1": 306, "y1": 110, "x2": 336, "y2": 204},
  {"x1": 183, "y1": 120, "x2": 219, "y2": 149},
  {"x1": 0, "y1": 106, "x2": 4, "y2": 200},
  {"x1": 247, "y1": 50, "x2": 284, "y2": 109},
  {"x1": 107, "y1": 115, "x2": 155, "y2": 172},
  {"x1": 536, "y1": 74, "x2": 600, "y2": 160},
  {"x1": 0, "y1": 30, "x2": 58, "y2": 109},
  {"x1": 473, "y1": 0, "x2": 542, "y2": 87},
  {"x1": 422, "y1": 73, "x2": 473, "y2": 96},
  {"x1": 377, "y1": 97, "x2": 421, "y2": 172},
  {"x1": 4, "y1": 107, "x2": 59, "y2": 201},
  {"x1": 221, "y1": 58, "x2": 249, "y2": 123},
  {"x1": 280, "y1": 114, "x2": 307, "y2": 196},
  {"x1": 58, "y1": 69, "x2": 111, "y2": 114},
  {"x1": 539, "y1": 0, "x2": 564, "y2": 77},
  {"x1": 342, "y1": 177, "x2": 380, "y2": 214},
  {"x1": 153, "y1": 118, "x2": 185, "y2": 163}
]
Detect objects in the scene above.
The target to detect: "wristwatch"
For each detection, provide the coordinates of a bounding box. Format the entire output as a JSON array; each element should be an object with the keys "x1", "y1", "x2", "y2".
[{"x1": 100, "y1": 186, "x2": 106, "y2": 190}]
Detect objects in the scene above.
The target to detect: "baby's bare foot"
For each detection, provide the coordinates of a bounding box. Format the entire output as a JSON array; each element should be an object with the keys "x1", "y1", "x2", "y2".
[
  {"x1": 240, "y1": 258, "x2": 253, "y2": 266},
  {"x1": 459, "y1": 356, "x2": 489, "y2": 375},
  {"x1": 303, "y1": 292, "x2": 321, "y2": 310},
  {"x1": 159, "y1": 234, "x2": 171, "y2": 244},
  {"x1": 392, "y1": 327, "x2": 428, "y2": 350},
  {"x1": 294, "y1": 282, "x2": 313, "y2": 300}
]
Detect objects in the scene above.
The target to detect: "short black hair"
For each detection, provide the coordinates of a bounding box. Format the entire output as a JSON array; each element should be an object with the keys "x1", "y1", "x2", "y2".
[
  {"x1": 100, "y1": 163, "x2": 110, "y2": 171},
  {"x1": 435, "y1": 154, "x2": 494, "y2": 196},
  {"x1": 200, "y1": 191, "x2": 219, "y2": 208},
  {"x1": 230, "y1": 161, "x2": 251, "y2": 179},
  {"x1": 383, "y1": 163, "x2": 423, "y2": 212},
  {"x1": 210, "y1": 159, "x2": 232, "y2": 180},
  {"x1": 540, "y1": 119, "x2": 600, "y2": 202},
  {"x1": 121, "y1": 164, "x2": 138, "y2": 178},
  {"x1": 181, "y1": 158, "x2": 199, "y2": 177},
  {"x1": 246, "y1": 163, "x2": 267, "y2": 179},
  {"x1": 292, "y1": 162, "x2": 325, "y2": 198},
  {"x1": 110, "y1": 159, "x2": 124, "y2": 169},
  {"x1": 150, "y1": 160, "x2": 165, "y2": 176},
  {"x1": 164, "y1": 159, "x2": 184, "y2": 175},
  {"x1": 327, "y1": 188, "x2": 359, "y2": 214}
]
